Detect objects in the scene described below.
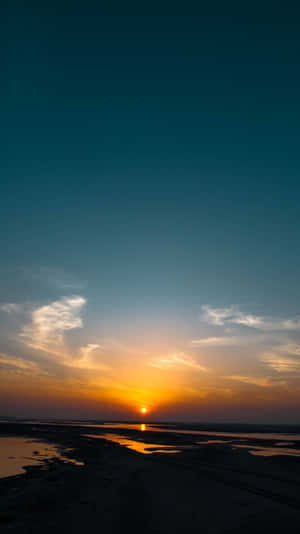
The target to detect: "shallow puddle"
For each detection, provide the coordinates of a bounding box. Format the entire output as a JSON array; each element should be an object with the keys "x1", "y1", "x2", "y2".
[
  {"x1": 85, "y1": 428, "x2": 300, "y2": 458},
  {"x1": 74, "y1": 423, "x2": 300, "y2": 443},
  {"x1": 16, "y1": 421, "x2": 300, "y2": 443},
  {"x1": 6, "y1": 421, "x2": 300, "y2": 459},
  {"x1": 233, "y1": 444, "x2": 300, "y2": 457},
  {"x1": 84, "y1": 433, "x2": 181, "y2": 454},
  {"x1": 0, "y1": 437, "x2": 84, "y2": 478}
]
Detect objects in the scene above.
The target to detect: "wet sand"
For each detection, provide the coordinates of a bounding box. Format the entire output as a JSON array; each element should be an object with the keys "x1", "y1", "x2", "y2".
[{"x1": 1, "y1": 422, "x2": 300, "y2": 533}]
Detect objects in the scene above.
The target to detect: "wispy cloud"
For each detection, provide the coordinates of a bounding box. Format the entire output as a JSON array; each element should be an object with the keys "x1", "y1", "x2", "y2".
[
  {"x1": 201, "y1": 305, "x2": 300, "y2": 331},
  {"x1": 0, "y1": 303, "x2": 21, "y2": 314},
  {"x1": 262, "y1": 354, "x2": 300, "y2": 373},
  {"x1": 191, "y1": 336, "x2": 239, "y2": 346},
  {"x1": 276, "y1": 343, "x2": 300, "y2": 356},
  {"x1": 149, "y1": 352, "x2": 208, "y2": 372},
  {"x1": 20, "y1": 295, "x2": 86, "y2": 351},
  {"x1": 261, "y1": 343, "x2": 300, "y2": 374},
  {"x1": 201, "y1": 306, "x2": 237, "y2": 326},
  {"x1": 80, "y1": 344, "x2": 102, "y2": 358},
  {"x1": 71, "y1": 343, "x2": 109, "y2": 371},
  {"x1": 16, "y1": 297, "x2": 112, "y2": 375},
  {"x1": 0, "y1": 352, "x2": 49, "y2": 376},
  {"x1": 226, "y1": 375, "x2": 286, "y2": 388}
]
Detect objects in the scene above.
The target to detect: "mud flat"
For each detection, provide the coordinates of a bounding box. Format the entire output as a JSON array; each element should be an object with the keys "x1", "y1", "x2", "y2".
[{"x1": 1, "y1": 421, "x2": 300, "y2": 533}]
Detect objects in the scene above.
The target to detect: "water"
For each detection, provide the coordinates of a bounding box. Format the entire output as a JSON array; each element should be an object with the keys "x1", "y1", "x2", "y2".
[
  {"x1": 4, "y1": 420, "x2": 300, "y2": 460},
  {"x1": 83, "y1": 424, "x2": 300, "y2": 457},
  {"x1": 85, "y1": 433, "x2": 181, "y2": 454},
  {"x1": 0, "y1": 436, "x2": 84, "y2": 478},
  {"x1": 70, "y1": 422, "x2": 300, "y2": 442},
  {"x1": 233, "y1": 444, "x2": 300, "y2": 457}
]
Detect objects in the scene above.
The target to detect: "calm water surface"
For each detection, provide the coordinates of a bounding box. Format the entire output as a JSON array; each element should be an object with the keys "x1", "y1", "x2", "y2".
[
  {"x1": 20, "y1": 421, "x2": 300, "y2": 442},
  {"x1": 90, "y1": 423, "x2": 300, "y2": 442},
  {"x1": 84, "y1": 424, "x2": 300, "y2": 458},
  {"x1": 5, "y1": 421, "x2": 300, "y2": 460},
  {"x1": 85, "y1": 433, "x2": 181, "y2": 454},
  {"x1": 0, "y1": 436, "x2": 83, "y2": 478}
]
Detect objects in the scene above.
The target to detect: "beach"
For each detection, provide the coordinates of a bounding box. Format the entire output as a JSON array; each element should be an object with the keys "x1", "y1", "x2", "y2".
[{"x1": 1, "y1": 421, "x2": 300, "y2": 533}]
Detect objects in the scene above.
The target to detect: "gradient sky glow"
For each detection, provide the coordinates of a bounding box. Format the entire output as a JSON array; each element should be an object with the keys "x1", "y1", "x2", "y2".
[{"x1": 1, "y1": 8, "x2": 300, "y2": 422}]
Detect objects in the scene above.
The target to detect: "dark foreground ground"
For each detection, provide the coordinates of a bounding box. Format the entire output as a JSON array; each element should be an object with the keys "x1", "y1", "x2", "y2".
[{"x1": 1, "y1": 422, "x2": 300, "y2": 533}]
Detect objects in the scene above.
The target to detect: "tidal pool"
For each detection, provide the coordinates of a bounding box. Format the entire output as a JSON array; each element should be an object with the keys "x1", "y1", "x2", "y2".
[
  {"x1": 84, "y1": 433, "x2": 182, "y2": 454},
  {"x1": 8, "y1": 421, "x2": 300, "y2": 459},
  {"x1": 233, "y1": 444, "x2": 300, "y2": 457},
  {"x1": 85, "y1": 430, "x2": 300, "y2": 458},
  {"x1": 0, "y1": 436, "x2": 84, "y2": 478}
]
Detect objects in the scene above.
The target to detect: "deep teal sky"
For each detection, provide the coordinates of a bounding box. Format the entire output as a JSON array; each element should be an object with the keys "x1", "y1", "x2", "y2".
[
  {"x1": 2, "y1": 10, "x2": 300, "y2": 315},
  {"x1": 1, "y1": 9, "x2": 300, "y2": 419}
]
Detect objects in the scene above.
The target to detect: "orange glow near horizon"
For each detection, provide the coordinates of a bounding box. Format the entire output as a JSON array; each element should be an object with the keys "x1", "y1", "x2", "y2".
[{"x1": 3, "y1": 334, "x2": 300, "y2": 422}]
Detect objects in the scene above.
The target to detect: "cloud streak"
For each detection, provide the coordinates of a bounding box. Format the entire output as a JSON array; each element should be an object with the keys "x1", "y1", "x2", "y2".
[
  {"x1": 201, "y1": 305, "x2": 300, "y2": 331},
  {"x1": 20, "y1": 295, "x2": 86, "y2": 351},
  {"x1": 262, "y1": 354, "x2": 300, "y2": 373},
  {"x1": 80, "y1": 344, "x2": 102, "y2": 358},
  {"x1": 191, "y1": 336, "x2": 239, "y2": 346},
  {"x1": 225, "y1": 375, "x2": 287, "y2": 388},
  {"x1": 149, "y1": 352, "x2": 208, "y2": 372},
  {"x1": 0, "y1": 352, "x2": 49, "y2": 376},
  {"x1": 71, "y1": 343, "x2": 109, "y2": 371}
]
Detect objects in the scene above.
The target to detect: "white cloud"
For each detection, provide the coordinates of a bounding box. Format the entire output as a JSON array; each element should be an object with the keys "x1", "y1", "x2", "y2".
[
  {"x1": 260, "y1": 342, "x2": 300, "y2": 374},
  {"x1": 20, "y1": 295, "x2": 86, "y2": 350},
  {"x1": 262, "y1": 354, "x2": 300, "y2": 373},
  {"x1": 201, "y1": 305, "x2": 300, "y2": 331},
  {"x1": 201, "y1": 306, "x2": 235, "y2": 326},
  {"x1": 74, "y1": 343, "x2": 110, "y2": 371},
  {"x1": 149, "y1": 352, "x2": 208, "y2": 372},
  {"x1": 15, "y1": 297, "x2": 113, "y2": 375},
  {"x1": 0, "y1": 303, "x2": 21, "y2": 313},
  {"x1": 80, "y1": 344, "x2": 102, "y2": 358}
]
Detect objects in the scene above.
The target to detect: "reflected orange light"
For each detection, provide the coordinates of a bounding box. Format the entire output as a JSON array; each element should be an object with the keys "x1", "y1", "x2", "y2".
[
  {"x1": 141, "y1": 424, "x2": 146, "y2": 431},
  {"x1": 85, "y1": 433, "x2": 179, "y2": 454}
]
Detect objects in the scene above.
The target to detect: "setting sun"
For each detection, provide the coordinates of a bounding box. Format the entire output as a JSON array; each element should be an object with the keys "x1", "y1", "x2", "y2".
[{"x1": 141, "y1": 407, "x2": 147, "y2": 414}]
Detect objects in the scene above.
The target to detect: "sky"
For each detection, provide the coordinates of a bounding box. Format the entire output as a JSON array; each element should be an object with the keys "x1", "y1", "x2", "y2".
[{"x1": 1, "y1": 8, "x2": 300, "y2": 422}]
